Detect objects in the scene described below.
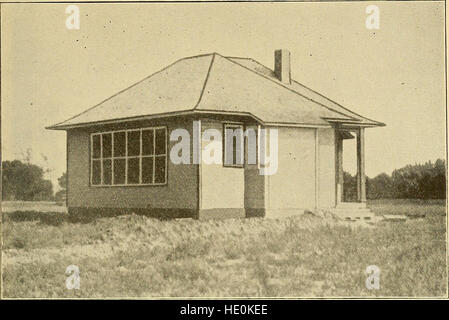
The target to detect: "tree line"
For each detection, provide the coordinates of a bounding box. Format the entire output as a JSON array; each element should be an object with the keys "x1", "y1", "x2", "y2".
[
  {"x1": 344, "y1": 159, "x2": 446, "y2": 201},
  {"x1": 1, "y1": 160, "x2": 66, "y2": 201},
  {"x1": 1, "y1": 158, "x2": 446, "y2": 201}
]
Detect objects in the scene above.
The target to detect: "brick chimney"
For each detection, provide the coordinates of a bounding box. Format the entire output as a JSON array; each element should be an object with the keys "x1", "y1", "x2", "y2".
[{"x1": 274, "y1": 49, "x2": 291, "y2": 84}]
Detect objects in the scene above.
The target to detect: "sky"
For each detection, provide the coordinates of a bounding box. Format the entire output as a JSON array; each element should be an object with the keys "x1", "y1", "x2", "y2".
[{"x1": 1, "y1": 2, "x2": 446, "y2": 190}]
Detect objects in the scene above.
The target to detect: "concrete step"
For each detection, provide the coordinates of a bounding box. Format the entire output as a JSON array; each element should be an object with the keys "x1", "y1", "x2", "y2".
[
  {"x1": 331, "y1": 210, "x2": 373, "y2": 216},
  {"x1": 335, "y1": 202, "x2": 367, "y2": 209},
  {"x1": 328, "y1": 207, "x2": 375, "y2": 221},
  {"x1": 382, "y1": 214, "x2": 407, "y2": 222},
  {"x1": 332, "y1": 208, "x2": 372, "y2": 213}
]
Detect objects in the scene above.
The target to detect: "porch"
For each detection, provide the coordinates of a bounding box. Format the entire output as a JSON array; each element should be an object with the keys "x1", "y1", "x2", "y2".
[{"x1": 332, "y1": 125, "x2": 375, "y2": 221}]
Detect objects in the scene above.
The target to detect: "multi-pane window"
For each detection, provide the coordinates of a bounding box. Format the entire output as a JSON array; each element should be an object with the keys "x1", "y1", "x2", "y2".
[{"x1": 91, "y1": 127, "x2": 167, "y2": 186}]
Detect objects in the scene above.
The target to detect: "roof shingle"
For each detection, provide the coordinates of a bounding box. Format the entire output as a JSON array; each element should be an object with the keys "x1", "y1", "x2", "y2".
[{"x1": 47, "y1": 52, "x2": 384, "y2": 129}]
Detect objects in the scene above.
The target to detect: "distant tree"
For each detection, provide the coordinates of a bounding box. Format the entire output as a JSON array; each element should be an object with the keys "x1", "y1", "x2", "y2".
[
  {"x1": 55, "y1": 172, "x2": 67, "y2": 203},
  {"x1": 343, "y1": 159, "x2": 446, "y2": 200},
  {"x1": 58, "y1": 172, "x2": 67, "y2": 189},
  {"x1": 392, "y1": 160, "x2": 446, "y2": 199},
  {"x1": 367, "y1": 173, "x2": 395, "y2": 199},
  {"x1": 2, "y1": 160, "x2": 54, "y2": 201},
  {"x1": 343, "y1": 171, "x2": 357, "y2": 202},
  {"x1": 432, "y1": 159, "x2": 446, "y2": 199}
]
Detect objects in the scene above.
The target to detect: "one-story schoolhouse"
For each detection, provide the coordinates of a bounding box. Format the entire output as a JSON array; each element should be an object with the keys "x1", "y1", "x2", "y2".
[{"x1": 47, "y1": 50, "x2": 385, "y2": 219}]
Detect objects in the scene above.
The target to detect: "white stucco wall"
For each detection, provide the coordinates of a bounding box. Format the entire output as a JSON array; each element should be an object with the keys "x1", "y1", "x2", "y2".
[
  {"x1": 266, "y1": 127, "x2": 316, "y2": 211},
  {"x1": 318, "y1": 128, "x2": 336, "y2": 208},
  {"x1": 200, "y1": 120, "x2": 245, "y2": 210},
  {"x1": 264, "y1": 127, "x2": 336, "y2": 215}
]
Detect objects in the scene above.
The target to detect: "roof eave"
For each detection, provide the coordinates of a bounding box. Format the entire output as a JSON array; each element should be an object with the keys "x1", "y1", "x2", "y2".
[
  {"x1": 323, "y1": 117, "x2": 386, "y2": 128},
  {"x1": 46, "y1": 110, "x2": 346, "y2": 131},
  {"x1": 46, "y1": 109, "x2": 267, "y2": 131},
  {"x1": 46, "y1": 109, "x2": 198, "y2": 131}
]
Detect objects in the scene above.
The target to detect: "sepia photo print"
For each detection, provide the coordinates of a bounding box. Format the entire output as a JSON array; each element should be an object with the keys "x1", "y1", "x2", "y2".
[{"x1": 1, "y1": 1, "x2": 447, "y2": 300}]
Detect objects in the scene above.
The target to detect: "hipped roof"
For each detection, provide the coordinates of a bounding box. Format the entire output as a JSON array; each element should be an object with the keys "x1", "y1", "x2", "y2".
[{"x1": 47, "y1": 53, "x2": 385, "y2": 130}]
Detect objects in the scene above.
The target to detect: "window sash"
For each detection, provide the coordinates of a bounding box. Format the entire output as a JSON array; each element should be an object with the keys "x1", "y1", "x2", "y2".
[
  {"x1": 223, "y1": 123, "x2": 245, "y2": 168},
  {"x1": 90, "y1": 127, "x2": 167, "y2": 186},
  {"x1": 257, "y1": 125, "x2": 270, "y2": 169}
]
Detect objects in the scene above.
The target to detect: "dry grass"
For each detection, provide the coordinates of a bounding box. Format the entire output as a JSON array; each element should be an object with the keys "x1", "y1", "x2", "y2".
[{"x1": 1, "y1": 200, "x2": 447, "y2": 298}]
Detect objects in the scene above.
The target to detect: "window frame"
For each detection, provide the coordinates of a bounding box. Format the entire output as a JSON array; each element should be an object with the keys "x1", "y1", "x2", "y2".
[
  {"x1": 257, "y1": 125, "x2": 267, "y2": 169},
  {"x1": 222, "y1": 123, "x2": 245, "y2": 168},
  {"x1": 90, "y1": 126, "x2": 168, "y2": 187}
]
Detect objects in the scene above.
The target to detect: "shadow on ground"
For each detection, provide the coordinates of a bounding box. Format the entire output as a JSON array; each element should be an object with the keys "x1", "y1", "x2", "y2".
[
  {"x1": 2, "y1": 211, "x2": 69, "y2": 226},
  {"x1": 2, "y1": 209, "x2": 182, "y2": 226}
]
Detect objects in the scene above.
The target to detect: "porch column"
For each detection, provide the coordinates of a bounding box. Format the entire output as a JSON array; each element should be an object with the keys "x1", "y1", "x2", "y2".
[
  {"x1": 335, "y1": 130, "x2": 344, "y2": 204},
  {"x1": 356, "y1": 127, "x2": 366, "y2": 202}
]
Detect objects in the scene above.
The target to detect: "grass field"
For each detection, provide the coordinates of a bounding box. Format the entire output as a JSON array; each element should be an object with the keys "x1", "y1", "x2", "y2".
[{"x1": 1, "y1": 199, "x2": 447, "y2": 298}]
